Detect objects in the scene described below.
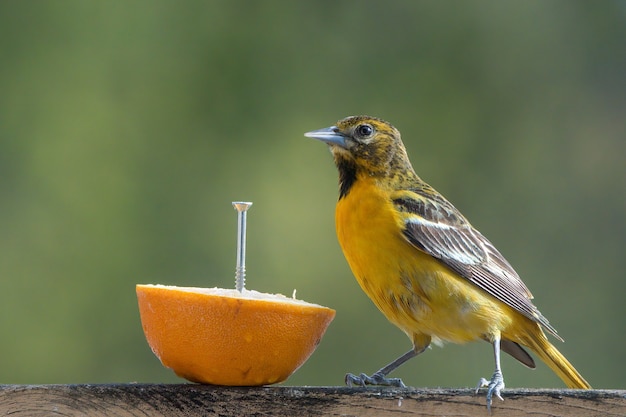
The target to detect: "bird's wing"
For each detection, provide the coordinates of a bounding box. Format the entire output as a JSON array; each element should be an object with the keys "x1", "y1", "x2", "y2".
[{"x1": 392, "y1": 188, "x2": 561, "y2": 339}]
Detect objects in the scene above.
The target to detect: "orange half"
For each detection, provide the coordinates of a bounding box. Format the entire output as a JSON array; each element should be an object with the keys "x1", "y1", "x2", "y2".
[{"x1": 136, "y1": 284, "x2": 335, "y2": 386}]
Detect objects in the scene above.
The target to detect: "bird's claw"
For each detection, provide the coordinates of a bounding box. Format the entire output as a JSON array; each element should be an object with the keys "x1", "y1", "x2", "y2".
[
  {"x1": 345, "y1": 371, "x2": 406, "y2": 388},
  {"x1": 476, "y1": 370, "x2": 505, "y2": 413}
]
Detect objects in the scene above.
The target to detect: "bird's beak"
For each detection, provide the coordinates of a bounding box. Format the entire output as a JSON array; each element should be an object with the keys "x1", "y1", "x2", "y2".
[{"x1": 304, "y1": 126, "x2": 347, "y2": 149}]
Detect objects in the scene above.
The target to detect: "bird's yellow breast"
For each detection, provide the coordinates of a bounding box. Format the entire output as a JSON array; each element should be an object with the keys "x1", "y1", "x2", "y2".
[{"x1": 335, "y1": 176, "x2": 513, "y2": 344}]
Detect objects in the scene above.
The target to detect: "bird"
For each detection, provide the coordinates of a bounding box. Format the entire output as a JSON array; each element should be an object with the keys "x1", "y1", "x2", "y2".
[{"x1": 305, "y1": 115, "x2": 591, "y2": 411}]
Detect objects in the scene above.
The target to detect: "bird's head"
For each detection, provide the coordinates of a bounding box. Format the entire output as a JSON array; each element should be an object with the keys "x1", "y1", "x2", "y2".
[{"x1": 305, "y1": 115, "x2": 416, "y2": 197}]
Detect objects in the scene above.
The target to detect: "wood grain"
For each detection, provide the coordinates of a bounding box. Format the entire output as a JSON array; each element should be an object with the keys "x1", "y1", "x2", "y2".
[{"x1": 0, "y1": 385, "x2": 624, "y2": 416}]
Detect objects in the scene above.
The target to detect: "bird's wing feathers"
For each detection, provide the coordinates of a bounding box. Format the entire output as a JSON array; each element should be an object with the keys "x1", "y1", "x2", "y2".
[{"x1": 392, "y1": 189, "x2": 561, "y2": 339}]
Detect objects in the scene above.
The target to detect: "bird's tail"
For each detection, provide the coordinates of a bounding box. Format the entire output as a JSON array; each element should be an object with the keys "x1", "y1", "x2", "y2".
[{"x1": 521, "y1": 328, "x2": 591, "y2": 389}]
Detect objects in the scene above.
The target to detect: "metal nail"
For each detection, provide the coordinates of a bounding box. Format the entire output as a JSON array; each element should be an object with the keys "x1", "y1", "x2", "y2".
[{"x1": 232, "y1": 201, "x2": 252, "y2": 292}]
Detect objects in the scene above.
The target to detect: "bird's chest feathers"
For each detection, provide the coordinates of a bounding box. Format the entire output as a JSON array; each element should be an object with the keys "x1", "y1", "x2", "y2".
[{"x1": 335, "y1": 178, "x2": 428, "y2": 301}]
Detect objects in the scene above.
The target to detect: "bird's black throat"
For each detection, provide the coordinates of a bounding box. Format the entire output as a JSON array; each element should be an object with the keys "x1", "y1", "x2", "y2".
[{"x1": 335, "y1": 156, "x2": 357, "y2": 200}]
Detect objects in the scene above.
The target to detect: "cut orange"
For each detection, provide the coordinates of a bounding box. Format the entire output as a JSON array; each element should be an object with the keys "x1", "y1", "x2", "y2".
[{"x1": 136, "y1": 284, "x2": 335, "y2": 386}]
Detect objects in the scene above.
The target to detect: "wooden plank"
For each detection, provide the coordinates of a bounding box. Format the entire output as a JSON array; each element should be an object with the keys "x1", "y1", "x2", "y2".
[{"x1": 0, "y1": 385, "x2": 624, "y2": 416}]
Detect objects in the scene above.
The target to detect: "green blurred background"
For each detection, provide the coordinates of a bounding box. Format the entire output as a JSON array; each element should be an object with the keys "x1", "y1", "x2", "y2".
[{"x1": 1, "y1": 1, "x2": 624, "y2": 389}]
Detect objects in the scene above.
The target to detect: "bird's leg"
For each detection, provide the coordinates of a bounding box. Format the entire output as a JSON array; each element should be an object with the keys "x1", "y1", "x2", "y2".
[
  {"x1": 345, "y1": 338, "x2": 430, "y2": 388},
  {"x1": 476, "y1": 334, "x2": 505, "y2": 413}
]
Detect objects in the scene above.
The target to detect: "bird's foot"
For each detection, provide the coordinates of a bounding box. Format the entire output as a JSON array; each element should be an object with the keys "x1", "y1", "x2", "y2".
[
  {"x1": 476, "y1": 369, "x2": 505, "y2": 413},
  {"x1": 345, "y1": 371, "x2": 406, "y2": 388}
]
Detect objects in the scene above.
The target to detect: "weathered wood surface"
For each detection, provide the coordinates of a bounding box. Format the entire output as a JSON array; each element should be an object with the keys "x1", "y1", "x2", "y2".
[{"x1": 0, "y1": 385, "x2": 624, "y2": 416}]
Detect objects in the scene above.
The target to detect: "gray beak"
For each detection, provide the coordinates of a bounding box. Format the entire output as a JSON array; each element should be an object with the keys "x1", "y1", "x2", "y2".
[{"x1": 304, "y1": 126, "x2": 347, "y2": 149}]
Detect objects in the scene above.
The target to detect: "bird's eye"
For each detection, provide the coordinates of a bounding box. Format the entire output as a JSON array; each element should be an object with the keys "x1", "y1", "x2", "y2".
[{"x1": 355, "y1": 124, "x2": 374, "y2": 139}]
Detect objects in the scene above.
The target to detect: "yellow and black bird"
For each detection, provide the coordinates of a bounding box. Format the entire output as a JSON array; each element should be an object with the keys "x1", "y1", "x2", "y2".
[{"x1": 305, "y1": 115, "x2": 590, "y2": 410}]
